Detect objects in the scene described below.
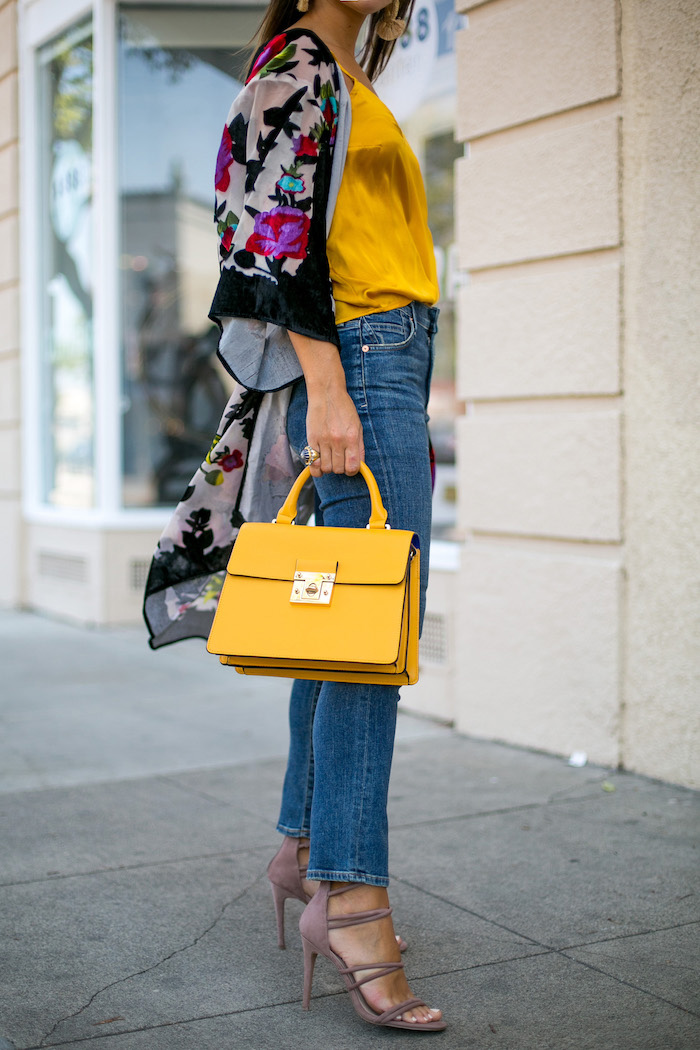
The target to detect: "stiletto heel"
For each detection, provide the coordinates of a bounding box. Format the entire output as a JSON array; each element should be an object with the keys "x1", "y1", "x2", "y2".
[
  {"x1": 271, "y1": 880, "x2": 289, "y2": 950},
  {"x1": 298, "y1": 882, "x2": 445, "y2": 1032},
  {"x1": 302, "y1": 937, "x2": 317, "y2": 1011},
  {"x1": 267, "y1": 836, "x2": 311, "y2": 950}
]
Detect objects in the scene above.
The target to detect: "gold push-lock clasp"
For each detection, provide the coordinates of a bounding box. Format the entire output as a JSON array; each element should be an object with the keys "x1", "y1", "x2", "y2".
[{"x1": 290, "y1": 570, "x2": 336, "y2": 604}]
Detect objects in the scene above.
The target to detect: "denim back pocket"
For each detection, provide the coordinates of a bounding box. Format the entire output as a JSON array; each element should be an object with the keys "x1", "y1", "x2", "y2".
[{"x1": 359, "y1": 304, "x2": 415, "y2": 351}]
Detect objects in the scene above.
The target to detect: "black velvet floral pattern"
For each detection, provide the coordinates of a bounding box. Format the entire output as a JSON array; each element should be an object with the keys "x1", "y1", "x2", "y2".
[{"x1": 209, "y1": 29, "x2": 342, "y2": 347}]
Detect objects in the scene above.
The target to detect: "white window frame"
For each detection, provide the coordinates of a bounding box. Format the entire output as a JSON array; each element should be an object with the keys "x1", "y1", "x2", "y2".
[
  {"x1": 20, "y1": 0, "x2": 263, "y2": 530},
  {"x1": 20, "y1": 0, "x2": 129, "y2": 527}
]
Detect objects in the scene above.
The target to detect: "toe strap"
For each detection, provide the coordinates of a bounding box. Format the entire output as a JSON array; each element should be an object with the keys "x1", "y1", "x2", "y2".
[{"x1": 375, "y1": 996, "x2": 432, "y2": 1024}]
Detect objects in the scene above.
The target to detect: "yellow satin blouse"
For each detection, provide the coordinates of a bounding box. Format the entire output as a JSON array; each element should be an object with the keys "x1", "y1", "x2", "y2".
[{"x1": 326, "y1": 70, "x2": 440, "y2": 326}]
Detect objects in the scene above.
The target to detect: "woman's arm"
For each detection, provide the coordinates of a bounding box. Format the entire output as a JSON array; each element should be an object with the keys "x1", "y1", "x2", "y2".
[{"x1": 287, "y1": 330, "x2": 364, "y2": 478}]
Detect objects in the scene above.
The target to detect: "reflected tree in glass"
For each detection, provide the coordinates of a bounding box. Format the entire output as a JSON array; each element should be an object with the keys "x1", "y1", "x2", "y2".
[{"x1": 39, "y1": 24, "x2": 95, "y2": 507}]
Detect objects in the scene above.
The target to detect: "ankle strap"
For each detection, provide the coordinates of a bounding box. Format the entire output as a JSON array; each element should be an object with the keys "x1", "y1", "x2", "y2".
[
  {"x1": 326, "y1": 884, "x2": 393, "y2": 929},
  {"x1": 328, "y1": 905, "x2": 393, "y2": 930}
]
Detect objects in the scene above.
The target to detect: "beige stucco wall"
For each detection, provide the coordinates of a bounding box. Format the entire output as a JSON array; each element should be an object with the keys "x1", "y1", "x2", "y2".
[
  {"x1": 454, "y1": 0, "x2": 624, "y2": 768},
  {"x1": 454, "y1": 0, "x2": 699, "y2": 788},
  {"x1": 0, "y1": 0, "x2": 21, "y2": 607},
  {"x1": 619, "y1": 0, "x2": 700, "y2": 787}
]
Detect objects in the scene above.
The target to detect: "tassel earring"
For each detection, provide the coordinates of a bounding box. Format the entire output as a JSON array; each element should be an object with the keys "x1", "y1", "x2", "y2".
[
  {"x1": 376, "y1": 0, "x2": 406, "y2": 41},
  {"x1": 296, "y1": 0, "x2": 309, "y2": 11}
]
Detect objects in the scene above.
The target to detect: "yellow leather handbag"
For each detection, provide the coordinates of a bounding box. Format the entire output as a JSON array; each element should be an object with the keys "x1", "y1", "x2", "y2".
[{"x1": 206, "y1": 462, "x2": 420, "y2": 685}]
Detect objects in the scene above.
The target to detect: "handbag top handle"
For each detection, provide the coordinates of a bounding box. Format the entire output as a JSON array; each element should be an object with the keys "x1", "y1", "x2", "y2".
[{"x1": 275, "y1": 462, "x2": 389, "y2": 530}]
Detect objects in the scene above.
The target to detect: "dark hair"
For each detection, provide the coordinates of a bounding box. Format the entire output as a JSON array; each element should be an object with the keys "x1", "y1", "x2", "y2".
[{"x1": 254, "y1": 0, "x2": 416, "y2": 81}]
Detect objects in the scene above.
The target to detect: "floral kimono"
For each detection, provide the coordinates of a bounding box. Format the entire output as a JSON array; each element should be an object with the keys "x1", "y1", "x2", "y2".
[{"x1": 143, "y1": 28, "x2": 352, "y2": 648}]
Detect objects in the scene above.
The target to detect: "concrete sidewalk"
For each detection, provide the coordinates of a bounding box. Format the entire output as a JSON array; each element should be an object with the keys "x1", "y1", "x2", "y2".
[{"x1": 0, "y1": 609, "x2": 698, "y2": 1050}]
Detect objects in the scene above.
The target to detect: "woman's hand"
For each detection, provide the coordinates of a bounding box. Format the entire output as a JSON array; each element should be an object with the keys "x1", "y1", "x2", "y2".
[
  {"x1": 306, "y1": 381, "x2": 364, "y2": 477},
  {"x1": 287, "y1": 331, "x2": 364, "y2": 477}
]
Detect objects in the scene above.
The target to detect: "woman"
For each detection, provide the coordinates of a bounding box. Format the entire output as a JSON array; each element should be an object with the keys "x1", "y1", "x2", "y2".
[{"x1": 144, "y1": 0, "x2": 444, "y2": 1032}]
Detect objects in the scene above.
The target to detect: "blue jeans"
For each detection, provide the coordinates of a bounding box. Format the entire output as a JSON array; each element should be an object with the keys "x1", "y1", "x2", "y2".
[{"x1": 276, "y1": 301, "x2": 439, "y2": 886}]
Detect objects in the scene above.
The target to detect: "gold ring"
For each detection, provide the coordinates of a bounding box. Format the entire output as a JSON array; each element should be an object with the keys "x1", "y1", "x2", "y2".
[{"x1": 301, "y1": 445, "x2": 321, "y2": 466}]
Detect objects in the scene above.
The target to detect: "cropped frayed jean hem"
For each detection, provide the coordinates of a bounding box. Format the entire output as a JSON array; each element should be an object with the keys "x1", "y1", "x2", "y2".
[
  {"x1": 276, "y1": 823, "x2": 311, "y2": 838},
  {"x1": 305, "y1": 869, "x2": 390, "y2": 888}
]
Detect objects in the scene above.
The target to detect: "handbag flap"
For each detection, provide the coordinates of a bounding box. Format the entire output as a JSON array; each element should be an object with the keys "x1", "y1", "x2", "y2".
[{"x1": 228, "y1": 521, "x2": 416, "y2": 585}]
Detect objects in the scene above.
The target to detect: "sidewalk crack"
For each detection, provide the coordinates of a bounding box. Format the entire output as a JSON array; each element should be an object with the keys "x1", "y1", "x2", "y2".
[
  {"x1": 156, "y1": 773, "x2": 267, "y2": 827},
  {"x1": 545, "y1": 774, "x2": 618, "y2": 804},
  {"x1": 155, "y1": 774, "x2": 233, "y2": 809},
  {"x1": 554, "y1": 917, "x2": 700, "y2": 953},
  {"x1": 390, "y1": 785, "x2": 635, "y2": 833},
  {"x1": 391, "y1": 874, "x2": 549, "y2": 950},
  {"x1": 559, "y1": 950, "x2": 700, "y2": 1019},
  {"x1": 2, "y1": 844, "x2": 274, "y2": 889},
  {"x1": 39, "y1": 871, "x2": 265, "y2": 1047}
]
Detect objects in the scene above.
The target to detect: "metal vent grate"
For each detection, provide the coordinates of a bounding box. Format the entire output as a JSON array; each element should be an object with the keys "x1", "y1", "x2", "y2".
[
  {"x1": 38, "y1": 552, "x2": 88, "y2": 583},
  {"x1": 420, "y1": 612, "x2": 448, "y2": 665},
  {"x1": 130, "y1": 559, "x2": 151, "y2": 591}
]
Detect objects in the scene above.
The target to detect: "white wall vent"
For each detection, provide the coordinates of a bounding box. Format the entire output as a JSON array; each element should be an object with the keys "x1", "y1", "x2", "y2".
[
  {"x1": 38, "y1": 552, "x2": 88, "y2": 583},
  {"x1": 130, "y1": 559, "x2": 151, "y2": 592},
  {"x1": 421, "y1": 612, "x2": 449, "y2": 665}
]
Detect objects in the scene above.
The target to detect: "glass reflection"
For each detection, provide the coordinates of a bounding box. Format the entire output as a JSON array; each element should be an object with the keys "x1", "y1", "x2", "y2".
[
  {"x1": 118, "y1": 5, "x2": 261, "y2": 507},
  {"x1": 377, "y1": 0, "x2": 462, "y2": 538},
  {"x1": 38, "y1": 22, "x2": 94, "y2": 507}
]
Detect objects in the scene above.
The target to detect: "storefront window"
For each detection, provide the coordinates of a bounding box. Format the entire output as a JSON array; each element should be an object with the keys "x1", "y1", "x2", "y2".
[
  {"x1": 116, "y1": 1, "x2": 459, "y2": 525},
  {"x1": 118, "y1": 4, "x2": 261, "y2": 507},
  {"x1": 38, "y1": 21, "x2": 95, "y2": 508}
]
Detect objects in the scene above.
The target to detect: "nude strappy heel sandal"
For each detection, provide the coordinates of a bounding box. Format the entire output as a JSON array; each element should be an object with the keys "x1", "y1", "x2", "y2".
[
  {"x1": 266, "y1": 836, "x2": 408, "y2": 952},
  {"x1": 298, "y1": 882, "x2": 446, "y2": 1032}
]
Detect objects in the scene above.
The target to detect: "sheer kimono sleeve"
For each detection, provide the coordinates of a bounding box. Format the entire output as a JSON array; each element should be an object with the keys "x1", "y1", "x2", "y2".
[{"x1": 208, "y1": 33, "x2": 342, "y2": 391}]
